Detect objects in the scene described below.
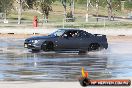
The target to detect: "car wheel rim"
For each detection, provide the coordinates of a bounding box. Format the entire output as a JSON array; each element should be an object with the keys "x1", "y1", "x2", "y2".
[
  {"x1": 89, "y1": 44, "x2": 99, "y2": 50},
  {"x1": 42, "y1": 42, "x2": 54, "y2": 51}
]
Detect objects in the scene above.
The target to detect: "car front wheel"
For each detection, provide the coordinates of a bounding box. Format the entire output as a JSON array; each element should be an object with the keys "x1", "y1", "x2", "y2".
[{"x1": 41, "y1": 41, "x2": 54, "y2": 52}]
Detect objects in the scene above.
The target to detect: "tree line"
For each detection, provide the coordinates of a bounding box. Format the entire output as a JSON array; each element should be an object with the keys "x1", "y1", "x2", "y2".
[{"x1": 0, "y1": 0, "x2": 132, "y2": 23}]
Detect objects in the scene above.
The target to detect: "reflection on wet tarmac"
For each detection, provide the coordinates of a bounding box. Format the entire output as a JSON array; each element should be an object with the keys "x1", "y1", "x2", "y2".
[{"x1": 0, "y1": 38, "x2": 132, "y2": 81}]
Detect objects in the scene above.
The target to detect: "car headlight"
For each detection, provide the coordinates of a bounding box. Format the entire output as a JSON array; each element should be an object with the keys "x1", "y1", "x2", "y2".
[
  {"x1": 34, "y1": 40, "x2": 39, "y2": 43},
  {"x1": 29, "y1": 40, "x2": 40, "y2": 43}
]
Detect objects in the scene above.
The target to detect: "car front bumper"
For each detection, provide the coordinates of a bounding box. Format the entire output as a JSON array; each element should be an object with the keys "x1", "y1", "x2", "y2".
[{"x1": 24, "y1": 43, "x2": 41, "y2": 50}]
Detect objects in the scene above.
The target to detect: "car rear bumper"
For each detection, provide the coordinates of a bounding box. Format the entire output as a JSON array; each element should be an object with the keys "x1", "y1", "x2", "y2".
[{"x1": 103, "y1": 42, "x2": 108, "y2": 49}]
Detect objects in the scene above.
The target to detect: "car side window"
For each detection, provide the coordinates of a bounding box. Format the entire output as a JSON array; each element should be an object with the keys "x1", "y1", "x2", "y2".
[
  {"x1": 79, "y1": 31, "x2": 90, "y2": 38},
  {"x1": 64, "y1": 31, "x2": 79, "y2": 38}
]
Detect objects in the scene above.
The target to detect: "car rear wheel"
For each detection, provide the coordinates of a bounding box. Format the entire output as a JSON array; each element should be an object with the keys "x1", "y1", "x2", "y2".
[
  {"x1": 89, "y1": 43, "x2": 100, "y2": 51},
  {"x1": 41, "y1": 41, "x2": 54, "y2": 52}
]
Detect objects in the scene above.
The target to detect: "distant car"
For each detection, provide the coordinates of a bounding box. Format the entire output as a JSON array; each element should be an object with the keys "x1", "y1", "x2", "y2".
[{"x1": 24, "y1": 29, "x2": 108, "y2": 53}]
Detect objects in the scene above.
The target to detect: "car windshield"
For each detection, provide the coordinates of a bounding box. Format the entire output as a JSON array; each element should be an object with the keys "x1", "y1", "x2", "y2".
[{"x1": 49, "y1": 29, "x2": 65, "y2": 37}]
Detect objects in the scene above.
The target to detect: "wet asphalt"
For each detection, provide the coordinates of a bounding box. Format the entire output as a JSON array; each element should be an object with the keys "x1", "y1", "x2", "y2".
[{"x1": 0, "y1": 38, "x2": 132, "y2": 81}]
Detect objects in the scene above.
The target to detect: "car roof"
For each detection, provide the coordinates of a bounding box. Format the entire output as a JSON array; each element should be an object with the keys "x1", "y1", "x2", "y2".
[{"x1": 58, "y1": 28, "x2": 82, "y2": 31}]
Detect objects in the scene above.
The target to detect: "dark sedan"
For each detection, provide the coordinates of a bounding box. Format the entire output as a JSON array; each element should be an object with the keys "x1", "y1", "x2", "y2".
[{"x1": 24, "y1": 29, "x2": 108, "y2": 53}]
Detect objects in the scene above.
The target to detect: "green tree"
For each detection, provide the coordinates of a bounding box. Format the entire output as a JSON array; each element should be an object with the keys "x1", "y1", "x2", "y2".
[
  {"x1": 106, "y1": 0, "x2": 122, "y2": 20},
  {"x1": 34, "y1": 0, "x2": 56, "y2": 23},
  {"x1": 24, "y1": 0, "x2": 36, "y2": 9},
  {"x1": 61, "y1": 0, "x2": 66, "y2": 18},
  {"x1": 0, "y1": 0, "x2": 13, "y2": 19},
  {"x1": 124, "y1": 0, "x2": 132, "y2": 10},
  {"x1": 91, "y1": 0, "x2": 120, "y2": 20},
  {"x1": 106, "y1": 0, "x2": 113, "y2": 20},
  {"x1": 61, "y1": 0, "x2": 75, "y2": 21}
]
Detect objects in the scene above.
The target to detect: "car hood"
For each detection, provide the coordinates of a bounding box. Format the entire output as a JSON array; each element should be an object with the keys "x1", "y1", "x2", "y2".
[{"x1": 26, "y1": 35, "x2": 55, "y2": 40}]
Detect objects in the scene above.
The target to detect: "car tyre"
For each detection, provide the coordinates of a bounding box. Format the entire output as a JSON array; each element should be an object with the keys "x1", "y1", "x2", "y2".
[
  {"x1": 89, "y1": 43, "x2": 100, "y2": 51},
  {"x1": 41, "y1": 41, "x2": 54, "y2": 52}
]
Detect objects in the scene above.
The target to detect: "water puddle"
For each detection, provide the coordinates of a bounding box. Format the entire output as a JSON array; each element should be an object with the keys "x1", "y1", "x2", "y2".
[{"x1": 0, "y1": 38, "x2": 132, "y2": 81}]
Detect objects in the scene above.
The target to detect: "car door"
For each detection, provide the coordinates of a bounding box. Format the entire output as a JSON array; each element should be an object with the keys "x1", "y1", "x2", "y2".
[
  {"x1": 55, "y1": 30, "x2": 80, "y2": 50},
  {"x1": 79, "y1": 31, "x2": 92, "y2": 50}
]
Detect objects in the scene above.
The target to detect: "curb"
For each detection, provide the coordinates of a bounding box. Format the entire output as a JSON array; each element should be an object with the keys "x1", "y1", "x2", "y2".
[{"x1": 0, "y1": 28, "x2": 132, "y2": 35}]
